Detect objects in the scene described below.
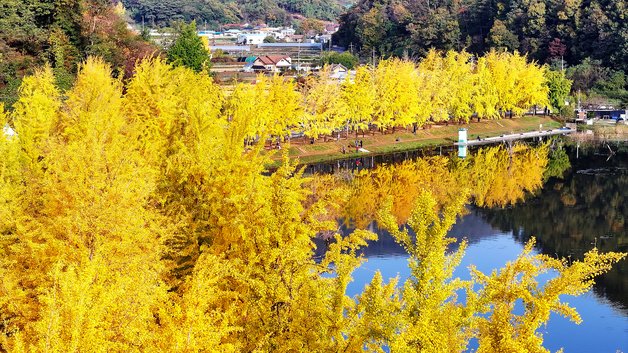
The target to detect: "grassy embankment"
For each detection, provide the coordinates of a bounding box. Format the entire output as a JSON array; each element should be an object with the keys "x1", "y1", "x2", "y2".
[
  {"x1": 579, "y1": 122, "x2": 628, "y2": 140},
  {"x1": 266, "y1": 115, "x2": 562, "y2": 166}
]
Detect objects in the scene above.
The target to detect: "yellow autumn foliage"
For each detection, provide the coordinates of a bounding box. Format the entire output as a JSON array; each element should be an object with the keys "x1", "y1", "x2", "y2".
[
  {"x1": 302, "y1": 67, "x2": 345, "y2": 139},
  {"x1": 473, "y1": 239, "x2": 625, "y2": 353},
  {"x1": 340, "y1": 65, "x2": 376, "y2": 136},
  {"x1": 0, "y1": 57, "x2": 622, "y2": 353}
]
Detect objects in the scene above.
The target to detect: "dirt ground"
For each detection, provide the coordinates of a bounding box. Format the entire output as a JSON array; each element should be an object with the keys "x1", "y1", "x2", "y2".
[{"x1": 268, "y1": 115, "x2": 562, "y2": 165}]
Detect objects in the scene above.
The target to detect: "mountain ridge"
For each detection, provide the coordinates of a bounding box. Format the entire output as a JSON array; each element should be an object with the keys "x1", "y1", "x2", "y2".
[{"x1": 121, "y1": 0, "x2": 355, "y2": 28}]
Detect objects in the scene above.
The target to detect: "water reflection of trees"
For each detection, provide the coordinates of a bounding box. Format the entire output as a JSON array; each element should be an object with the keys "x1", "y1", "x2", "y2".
[
  {"x1": 479, "y1": 146, "x2": 628, "y2": 312},
  {"x1": 306, "y1": 143, "x2": 551, "y2": 229},
  {"x1": 311, "y1": 140, "x2": 628, "y2": 315},
  {"x1": 309, "y1": 142, "x2": 627, "y2": 351},
  {"x1": 305, "y1": 142, "x2": 626, "y2": 350}
]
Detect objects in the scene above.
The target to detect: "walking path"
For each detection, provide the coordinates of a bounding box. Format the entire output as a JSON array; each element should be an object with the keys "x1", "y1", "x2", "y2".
[
  {"x1": 455, "y1": 128, "x2": 575, "y2": 146},
  {"x1": 269, "y1": 116, "x2": 563, "y2": 165}
]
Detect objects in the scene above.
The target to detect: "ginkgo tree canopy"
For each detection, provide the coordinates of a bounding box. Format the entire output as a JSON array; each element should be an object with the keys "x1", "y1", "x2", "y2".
[{"x1": 0, "y1": 56, "x2": 617, "y2": 353}]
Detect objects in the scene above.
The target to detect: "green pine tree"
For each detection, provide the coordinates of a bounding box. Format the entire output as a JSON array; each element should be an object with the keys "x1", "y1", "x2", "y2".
[{"x1": 166, "y1": 21, "x2": 211, "y2": 73}]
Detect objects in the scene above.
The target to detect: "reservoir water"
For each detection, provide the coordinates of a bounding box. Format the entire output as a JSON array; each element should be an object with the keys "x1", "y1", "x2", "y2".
[{"x1": 317, "y1": 141, "x2": 627, "y2": 352}]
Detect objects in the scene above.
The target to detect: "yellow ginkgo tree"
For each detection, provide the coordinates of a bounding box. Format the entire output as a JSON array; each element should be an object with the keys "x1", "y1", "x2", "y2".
[
  {"x1": 1, "y1": 58, "x2": 168, "y2": 352},
  {"x1": 0, "y1": 55, "x2": 622, "y2": 353},
  {"x1": 339, "y1": 65, "x2": 376, "y2": 137},
  {"x1": 301, "y1": 68, "x2": 344, "y2": 140},
  {"x1": 372, "y1": 59, "x2": 421, "y2": 132}
]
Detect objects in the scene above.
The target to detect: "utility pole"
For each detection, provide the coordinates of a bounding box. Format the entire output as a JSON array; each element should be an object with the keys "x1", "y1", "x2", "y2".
[
  {"x1": 372, "y1": 47, "x2": 376, "y2": 67},
  {"x1": 561, "y1": 55, "x2": 564, "y2": 71}
]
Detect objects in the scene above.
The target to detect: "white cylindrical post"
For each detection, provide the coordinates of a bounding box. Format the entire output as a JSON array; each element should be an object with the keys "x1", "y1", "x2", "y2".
[
  {"x1": 458, "y1": 128, "x2": 467, "y2": 145},
  {"x1": 458, "y1": 145, "x2": 467, "y2": 159},
  {"x1": 458, "y1": 128, "x2": 468, "y2": 159}
]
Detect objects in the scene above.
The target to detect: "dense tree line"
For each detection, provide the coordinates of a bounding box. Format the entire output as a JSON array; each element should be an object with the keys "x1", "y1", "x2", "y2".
[
  {"x1": 121, "y1": 0, "x2": 347, "y2": 27},
  {"x1": 0, "y1": 58, "x2": 623, "y2": 351},
  {"x1": 320, "y1": 51, "x2": 359, "y2": 69},
  {"x1": 566, "y1": 58, "x2": 628, "y2": 107},
  {"x1": 230, "y1": 50, "x2": 551, "y2": 144},
  {"x1": 0, "y1": 0, "x2": 155, "y2": 107},
  {"x1": 335, "y1": 0, "x2": 627, "y2": 71},
  {"x1": 334, "y1": 0, "x2": 628, "y2": 106}
]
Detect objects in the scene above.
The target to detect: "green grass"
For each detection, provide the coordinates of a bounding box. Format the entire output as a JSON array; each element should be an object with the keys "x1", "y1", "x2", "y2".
[
  {"x1": 302, "y1": 144, "x2": 331, "y2": 152},
  {"x1": 287, "y1": 147, "x2": 301, "y2": 157},
  {"x1": 266, "y1": 115, "x2": 563, "y2": 166},
  {"x1": 369, "y1": 138, "x2": 448, "y2": 154}
]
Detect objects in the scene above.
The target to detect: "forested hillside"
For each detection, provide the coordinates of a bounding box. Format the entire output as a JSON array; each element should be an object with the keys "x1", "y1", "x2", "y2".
[
  {"x1": 335, "y1": 0, "x2": 627, "y2": 73},
  {"x1": 0, "y1": 0, "x2": 155, "y2": 106},
  {"x1": 121, "y1": 0, "x2": 354, "y2": 27}
]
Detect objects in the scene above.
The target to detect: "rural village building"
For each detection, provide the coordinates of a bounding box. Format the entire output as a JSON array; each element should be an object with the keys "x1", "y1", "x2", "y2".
[
  {"x1": 252, "y1": 55, "x2": 293, "y2": 72},
  {"x1": 328, "y1": 63, "x2": 349, "y2": 80}
]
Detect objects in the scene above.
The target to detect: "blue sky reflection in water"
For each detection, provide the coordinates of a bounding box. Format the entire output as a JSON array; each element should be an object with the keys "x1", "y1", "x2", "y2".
[
  {"x1": 345, "y1": 213, "x2": 627, "y2": 353},
  {"x1": 333, "y1": 142, "x2": 628, "y2": 353}
]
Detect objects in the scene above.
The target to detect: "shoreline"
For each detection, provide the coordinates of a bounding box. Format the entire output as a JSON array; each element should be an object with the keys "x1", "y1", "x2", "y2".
[{"x1": 267, "y1": 115, "x2": 564, "y2": 166}]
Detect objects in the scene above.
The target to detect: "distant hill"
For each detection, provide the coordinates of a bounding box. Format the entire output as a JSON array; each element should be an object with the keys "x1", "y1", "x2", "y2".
[
  {"x1": 334, "y1": 0, "x2": 627, "y2": 73},
  {"x1": 0, "y1": 0, "x2": 155, "y2": 107},
  {"x1": 121, "y1": 0, "x2": 355, "y2": 28}
]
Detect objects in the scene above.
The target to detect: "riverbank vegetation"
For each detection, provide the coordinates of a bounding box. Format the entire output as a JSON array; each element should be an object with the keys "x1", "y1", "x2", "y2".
[
  {"x1": 228, "y1": 49, "x2": 551, "y2": 144},
  {"x1": 0, "y1": 58, "x2": 624, "y2": 352}
]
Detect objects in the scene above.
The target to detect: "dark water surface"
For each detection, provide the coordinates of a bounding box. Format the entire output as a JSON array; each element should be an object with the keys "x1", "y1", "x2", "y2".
[{"x1": 320, "y1": 142, "x2": 628, "y2": 353}]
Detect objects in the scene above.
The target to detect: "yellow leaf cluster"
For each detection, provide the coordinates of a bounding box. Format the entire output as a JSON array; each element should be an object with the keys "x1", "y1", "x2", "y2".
[
  {"x1": 302, "y1": 67, "x2": 345, "y2": 139},
  {"x1": 256, "y1": 50, "x2": 551, "y2": 141},
  {"x1": 0, "y1": 57, "x2": 621, "y2": 353},
  {"x1": 478, "y1": 50, "x2": 549, "y2": 118},
  {"x1": 472, "y1": 239, "x2": 626, "y2": 353}
]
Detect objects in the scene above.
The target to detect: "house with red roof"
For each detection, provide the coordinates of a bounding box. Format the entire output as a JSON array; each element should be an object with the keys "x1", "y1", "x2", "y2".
[{"x1": 252, "y1": 55, "x2": 292, "y2": 73}]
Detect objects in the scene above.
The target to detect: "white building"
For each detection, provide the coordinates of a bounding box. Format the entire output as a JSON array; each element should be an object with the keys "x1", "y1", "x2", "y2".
[
  {"x1": 279, "y1": 27, "x2": 296, "y2": 39},
  {"x1": 237, "y1": 33, "x2": 267, "y2": 45},
  {"x1": 252, "y1": 55, "x2": 293, "y2": 73}
]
